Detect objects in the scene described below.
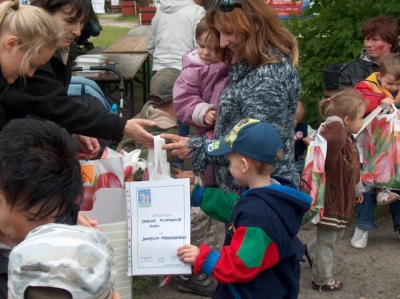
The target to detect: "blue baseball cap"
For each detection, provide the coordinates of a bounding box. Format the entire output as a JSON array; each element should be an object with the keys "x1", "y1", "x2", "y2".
[{"x1": 206, "y1": 118, "x2": 283, "y2": 163}]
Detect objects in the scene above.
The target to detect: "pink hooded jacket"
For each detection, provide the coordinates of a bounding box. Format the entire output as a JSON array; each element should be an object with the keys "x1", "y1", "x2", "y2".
[{"x1": 173, "y1": 48, "x2": 229, "y2": 138}]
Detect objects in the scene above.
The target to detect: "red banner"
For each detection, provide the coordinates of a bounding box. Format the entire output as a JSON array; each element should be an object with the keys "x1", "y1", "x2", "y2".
[{"x1": 264, "y1": 0, "x2": 303, "y2": 17}]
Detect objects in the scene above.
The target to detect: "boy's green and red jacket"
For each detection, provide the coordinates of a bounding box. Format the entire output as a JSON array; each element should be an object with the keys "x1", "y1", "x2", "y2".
[{"x1": 191, "y1": 176, "x2": 312, "y2": 299}]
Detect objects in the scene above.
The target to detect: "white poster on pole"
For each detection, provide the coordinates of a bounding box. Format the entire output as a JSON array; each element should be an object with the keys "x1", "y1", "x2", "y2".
[{"x1": 92, "y1": 0, "x2": 105, "y2": 13}]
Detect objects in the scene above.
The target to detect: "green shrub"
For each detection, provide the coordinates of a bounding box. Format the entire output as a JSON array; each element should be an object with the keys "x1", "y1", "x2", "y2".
[{"x1": 285, "y1": 1, "x2": 400, "y2": 127}]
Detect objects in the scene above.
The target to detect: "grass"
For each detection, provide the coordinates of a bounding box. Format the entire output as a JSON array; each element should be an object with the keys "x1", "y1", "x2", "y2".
[
  {"x1": 89, "y1": 25, "x2": 131, "y2": 47},
  {"x1": 97, "y1": 13, "x2": 139, "y2": 23},
  {"x1": 116, "y1": 15, "x2": 139, "y2": 22},
  {"x1": 132, "y1": 276, "x2": 156, "y2": 299}
]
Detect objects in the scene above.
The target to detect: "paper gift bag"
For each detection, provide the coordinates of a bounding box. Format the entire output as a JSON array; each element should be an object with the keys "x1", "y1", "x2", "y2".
[
  {"x1": 301, "y1": 126, "x2": 327, "y2": 224},
  {"x1": 80, "y1": 147, "x2": 145, "y2": 211},
  {"x1": 80, "y1": 147, "x2": 145, "y2": 299},
  {"x1": 80, "y1": 157, "x2": 124, "y2": 211},
  {"x1": 101, "y1": 147, "x2": 146, "y2": 182},
  {"x1": 126, "y1": 135, "x2": 191, "y2": 286},
  {"x1": 361, "y1": 105, "x2": 400, "y2": 189},
  {"x1": 142, "y1": 135, "x2": 172, "y2": 181}
]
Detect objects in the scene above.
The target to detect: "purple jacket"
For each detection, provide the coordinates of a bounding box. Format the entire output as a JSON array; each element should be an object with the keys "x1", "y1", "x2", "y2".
[{"x1": 173, "y1": 48, "x2": 229, "y2": 138}]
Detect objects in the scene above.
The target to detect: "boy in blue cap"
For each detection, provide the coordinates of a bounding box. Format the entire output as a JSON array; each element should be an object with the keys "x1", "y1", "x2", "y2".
[{"x1": 177, "y1": 118, "x2": 312, "y2": 299}]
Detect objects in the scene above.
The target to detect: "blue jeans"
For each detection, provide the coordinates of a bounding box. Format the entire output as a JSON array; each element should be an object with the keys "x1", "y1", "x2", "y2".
[
  {"x1": 174, "y1": 119, "x2": 190, "y2": 167},
  {"x1": 356, "y1": 189, "x2": 400, "y2": 232}
]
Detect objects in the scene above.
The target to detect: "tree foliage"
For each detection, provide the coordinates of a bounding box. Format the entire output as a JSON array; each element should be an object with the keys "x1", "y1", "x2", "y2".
[{"x1": 285, "y1": 0, "x2": 400, "y2": 127}]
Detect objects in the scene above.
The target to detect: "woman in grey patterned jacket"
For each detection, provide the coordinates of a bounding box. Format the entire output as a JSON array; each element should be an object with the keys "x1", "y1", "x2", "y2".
[{"x1": 163, "y1": 0, "x2": 301, "y2": 191}]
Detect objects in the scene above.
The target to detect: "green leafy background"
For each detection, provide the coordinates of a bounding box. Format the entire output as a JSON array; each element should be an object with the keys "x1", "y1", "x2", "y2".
[{"x1": 284, "y1": 1, "x2": 400, "y2": 128}]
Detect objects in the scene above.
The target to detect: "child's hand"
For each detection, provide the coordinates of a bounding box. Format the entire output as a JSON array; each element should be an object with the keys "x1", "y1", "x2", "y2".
[
  {"x1": 204, "y1": 110, "x2": 216, "y2": 126},
  {"x1": 303, "y1": 136, "x2": 312, "y2": 145},
  {"x1": 177, "y1": 244, "x2": 200, "y2": 265},
  {"x1": 355, "y1": 195, "x2": 364, "y2": 204},
  {"x1": 173, "y1": 167, "x2": 195, "y2": 190},
  {"x1": 77, "y1": 212, "x2": 102, "y2": 231},
  {"x1": 380, "y1": 97, "x2": 394, "y2": 108}
]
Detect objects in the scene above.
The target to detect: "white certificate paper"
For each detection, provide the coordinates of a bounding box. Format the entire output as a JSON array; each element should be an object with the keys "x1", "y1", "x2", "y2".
[{"x1": 126, "y1": 179, "x2": 191, "y2": 276}]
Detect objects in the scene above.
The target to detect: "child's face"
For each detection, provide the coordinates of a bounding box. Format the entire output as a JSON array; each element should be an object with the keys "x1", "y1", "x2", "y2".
[
  {"x1": 226, "y1": 152, "x2": 246, "y2": 187},
  {"x1": 197, "y1": 32, "x2": 222, "y2": 65},
  {"x1": 0, "y1": 191, "x2": 58, "y2": 245},
  {"x1": 345, "y1": 106, "x2": 366, "y2": 135},
  {"x1": 379, "y1": 73, "x2": 400, "y2": 93}
]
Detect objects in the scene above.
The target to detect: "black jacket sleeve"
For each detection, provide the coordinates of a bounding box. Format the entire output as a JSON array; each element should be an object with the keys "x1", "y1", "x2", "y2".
[
  {"x1": 338, "y1": 59, "x2": 379, "y2": 90},
  {"x1": 1, "y1": 64, "x2": 126, "y2": 142}
]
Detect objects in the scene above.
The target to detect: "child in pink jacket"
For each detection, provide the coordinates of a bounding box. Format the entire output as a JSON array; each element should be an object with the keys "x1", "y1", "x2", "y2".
[{"x1": 173, "y1": 17, "x2": 229, "y2": 186}]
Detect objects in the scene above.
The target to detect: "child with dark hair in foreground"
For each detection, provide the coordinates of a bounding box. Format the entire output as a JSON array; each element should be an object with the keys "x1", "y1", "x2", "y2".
[{"x1": 0, "y1": 118, "x2": 93, "y2": 296}]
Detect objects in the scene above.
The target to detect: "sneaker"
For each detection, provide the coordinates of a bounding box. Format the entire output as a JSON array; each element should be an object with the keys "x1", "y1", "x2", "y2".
[
  {"x1": 376, "y1": 187, "x2": 400, "y2": 205},
  {"x1": 178, "y1": 274, "x2": 217, "y2": 297},
  {"x1": 351, "y1": 227, "x2": 369, "y2": 249}
]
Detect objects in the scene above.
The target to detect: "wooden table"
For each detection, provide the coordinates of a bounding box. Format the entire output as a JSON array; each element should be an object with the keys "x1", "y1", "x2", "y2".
[
  {"x1": 105, "y1": 25, "x2": 151, "y2": 99},
  {"x1": 73, "y1": 50, "x2": 148, "y2": 118},
  {"x1": 126, "y1": 25, "x2": 151, "y2": 36},
  {"x1": 104, "y1": 35, "x2": 148, "y2": 54}
]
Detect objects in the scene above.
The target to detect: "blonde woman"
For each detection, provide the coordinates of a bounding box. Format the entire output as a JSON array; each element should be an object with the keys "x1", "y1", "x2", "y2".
[
  {"x1": 0, "y1": 1, "x2": 61, "y2": 86},
  {"x1": 0, "y1": 2, "x2": 63, "y2": 296},
  {"x1": 2, "y1": 0, "x2": 155, "y2": 155}
]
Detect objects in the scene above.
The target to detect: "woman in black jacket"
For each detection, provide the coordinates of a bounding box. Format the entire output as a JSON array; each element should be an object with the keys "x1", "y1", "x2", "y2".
[
  {"x1": 338, "y1": 15, "x2": 399, "y2": 90},
  {"x1": 1, "y1": 0, "x2": 155, "y2": 152},
  {"x1": 0, "y1": 2, "x2": 65, "y2": 297},
  {"x1": 0, "y1": 0, "x2": 61, "y2": 128}
]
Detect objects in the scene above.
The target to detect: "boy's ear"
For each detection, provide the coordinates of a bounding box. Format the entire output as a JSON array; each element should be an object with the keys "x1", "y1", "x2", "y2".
[
  {"x1": 4, "y1": 36, "x2": 18, "y2": 52},
  {"x1": 242, "y1": 157, "x2": 250, "y2": 173}
]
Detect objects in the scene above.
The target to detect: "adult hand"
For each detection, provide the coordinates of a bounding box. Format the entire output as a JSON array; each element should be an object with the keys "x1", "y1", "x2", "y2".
[
  {"x1": 124, "y1": 119, "x2": 156, "y2": 148},
  {"x1": 177, "y1": 244, "x2": 200, "y2": 265},
  {"x1": 72, "y1": 134, "x2": 100, "y2": 159},
  {"x1": 161, "y1": 133, "x2": 191, "y2": 159}
]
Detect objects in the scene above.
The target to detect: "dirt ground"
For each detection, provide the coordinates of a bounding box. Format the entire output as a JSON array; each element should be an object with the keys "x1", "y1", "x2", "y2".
[
  {"x1": 98, "y1": 13, "x2": 136, "y2": 28},
  {"x1": 140, "y1": 210, "x2": 400, "y2": 299}
]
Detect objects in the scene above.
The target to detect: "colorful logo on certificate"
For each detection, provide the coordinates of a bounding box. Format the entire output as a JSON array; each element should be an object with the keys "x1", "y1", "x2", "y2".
[{"x1": 138, "y1": 189, "x2": 151, "y2": 208}]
